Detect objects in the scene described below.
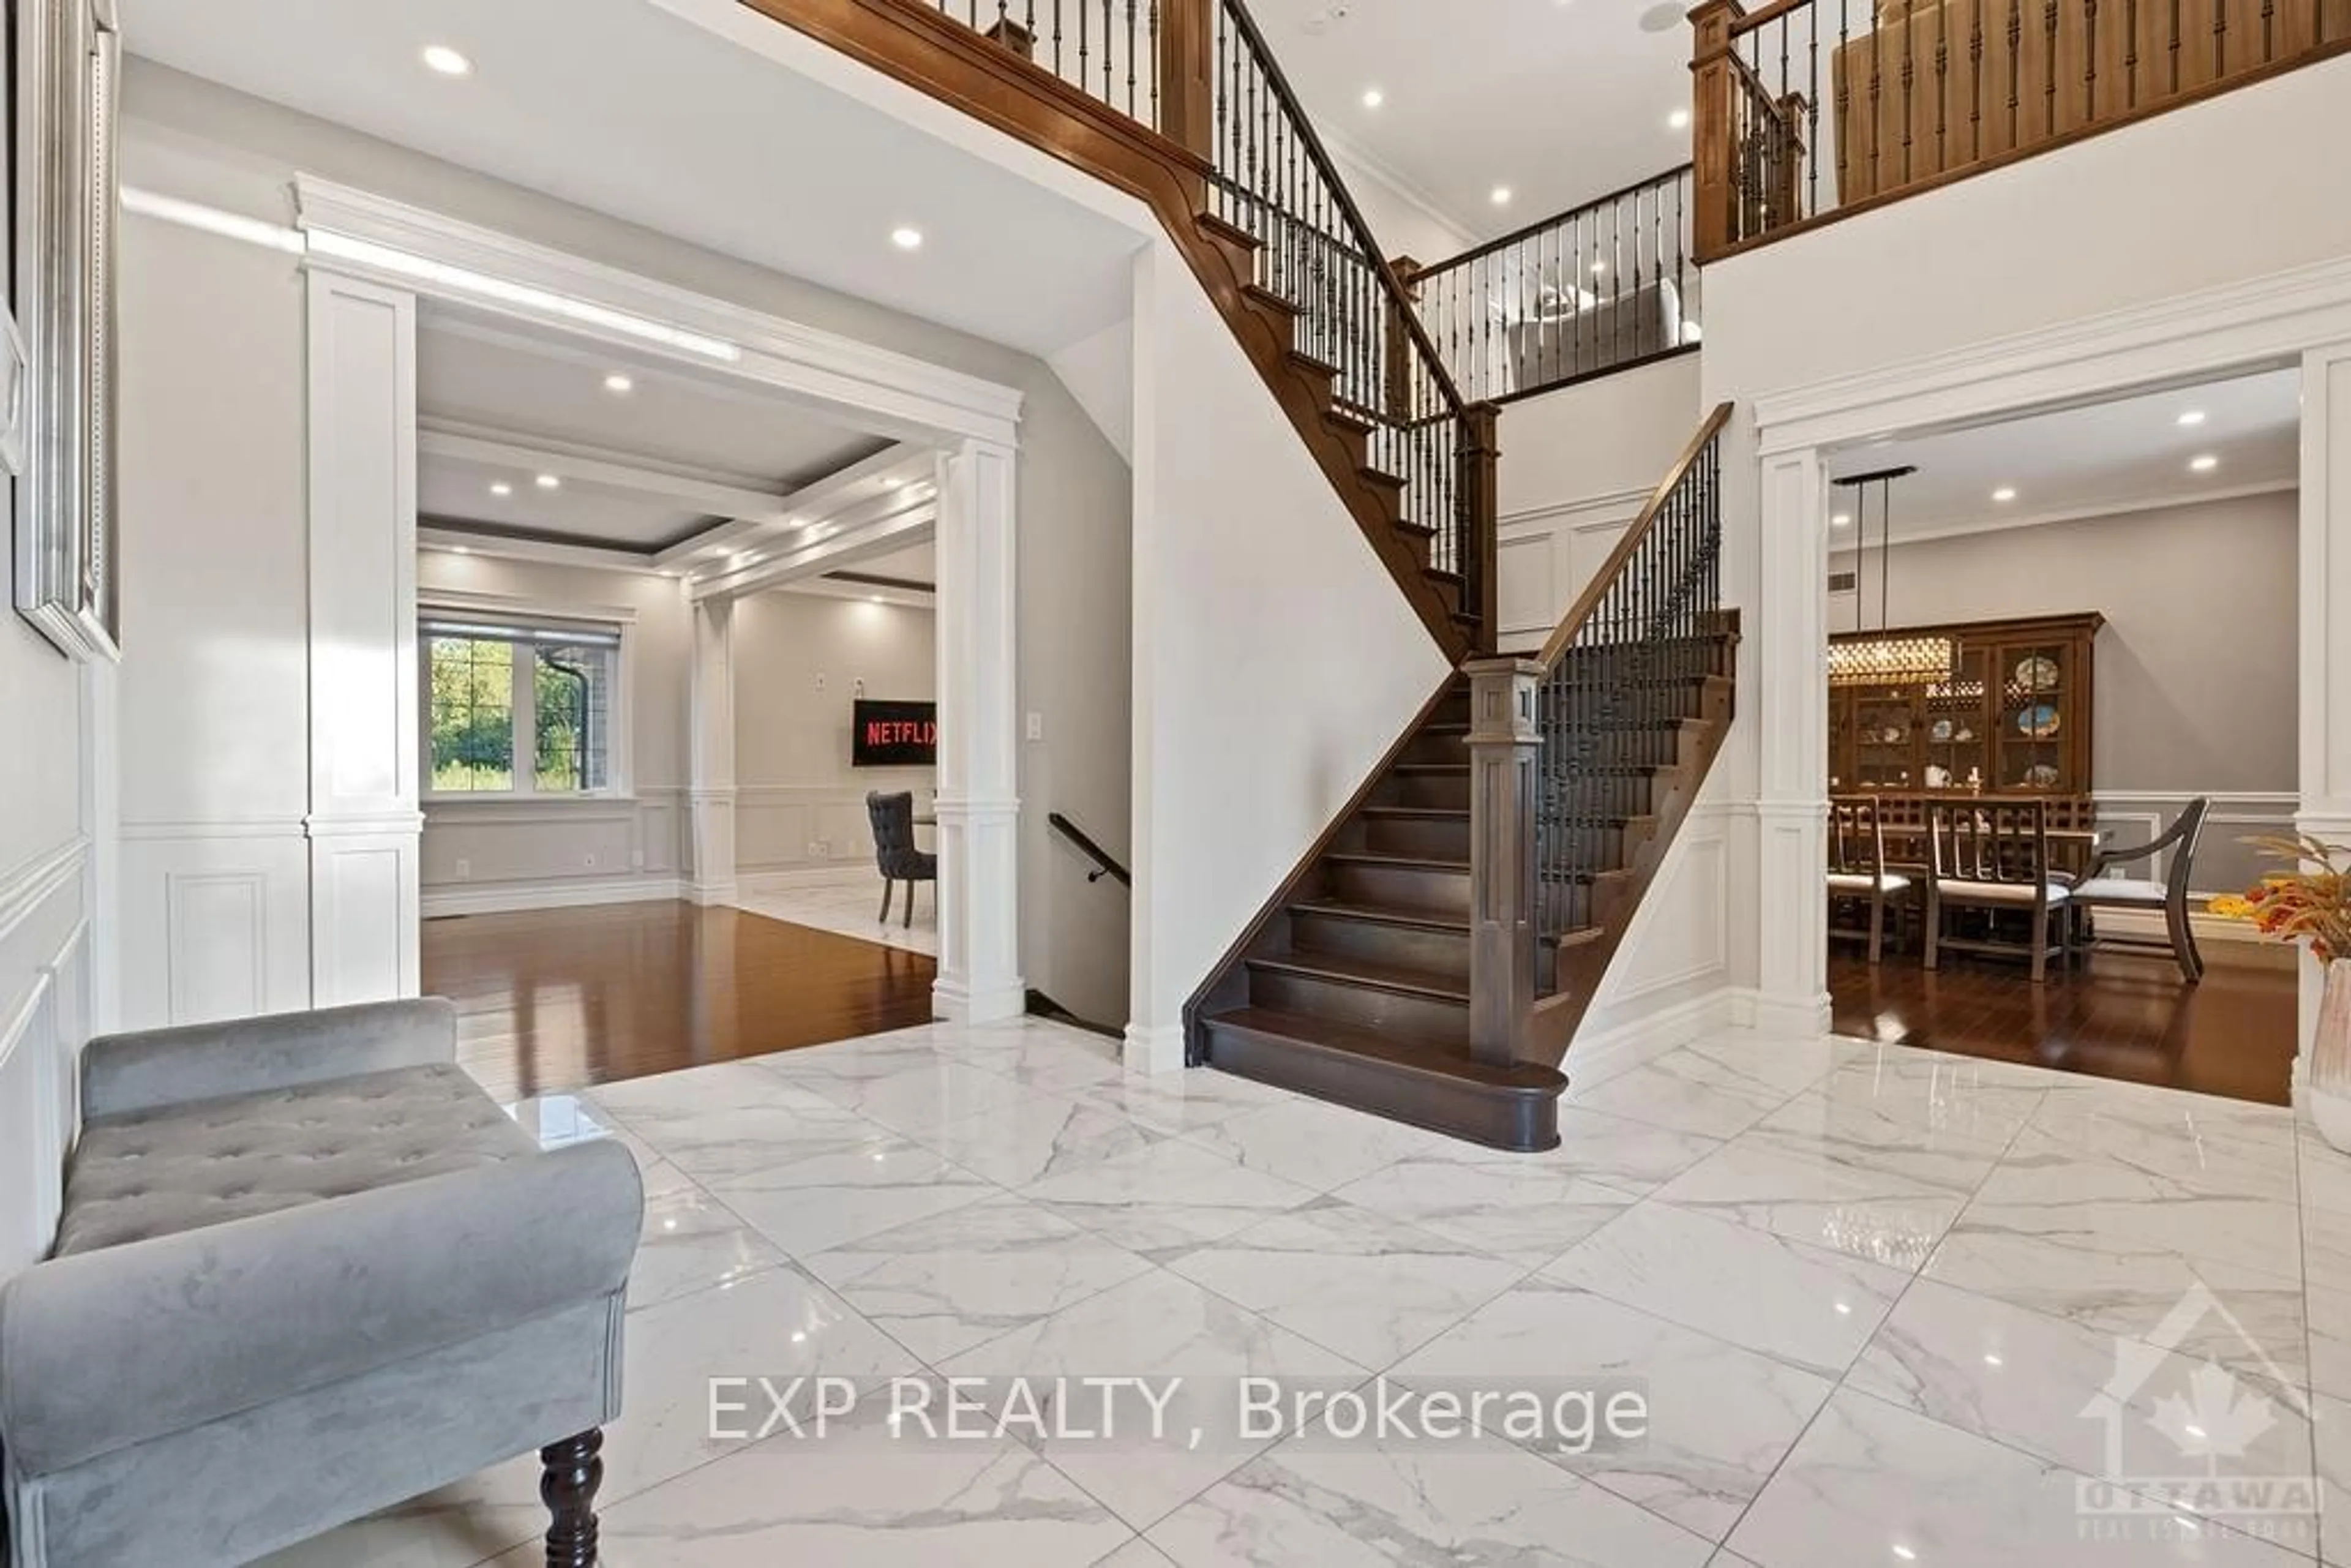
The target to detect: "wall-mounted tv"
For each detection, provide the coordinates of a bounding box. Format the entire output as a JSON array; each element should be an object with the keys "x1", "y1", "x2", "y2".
[{"x1": 853, "y1": 699, "x2": 938, "y2": 767}]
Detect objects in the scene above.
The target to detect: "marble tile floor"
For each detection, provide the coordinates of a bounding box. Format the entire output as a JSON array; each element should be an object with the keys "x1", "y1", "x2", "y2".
[
  {"x1": 733, "y1": 872, "x2": 939, "y2": 958},
  {"x1": 261, "y1": 1016, "x2": 2351, "y2": 1567}
]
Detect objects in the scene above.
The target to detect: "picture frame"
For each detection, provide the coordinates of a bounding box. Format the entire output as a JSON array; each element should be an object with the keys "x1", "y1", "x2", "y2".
[{"x1": 10, "y1": 0, "x2": 121, "y2": 660}]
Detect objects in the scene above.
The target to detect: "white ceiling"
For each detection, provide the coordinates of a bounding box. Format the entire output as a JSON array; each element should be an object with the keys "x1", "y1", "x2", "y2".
[
  {"x1": 120, "y1": 0, "x2": 1148, "y2": 357},
  {"x1": 1826, "y1": 367, "x2": 2301, "y2": 542},
  {"x1": 1251, "y1": 0, "x2": 1695, "y2": 242},
  {"x1": 416, "y1": 313, "x2": 891, "y2": 549}
]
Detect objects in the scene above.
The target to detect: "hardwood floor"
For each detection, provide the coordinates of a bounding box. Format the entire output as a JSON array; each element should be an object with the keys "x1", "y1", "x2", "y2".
[
  {"x1": 1829, "y1": 942, "x2": 2300, "y2": 1105},
  {"x1": 424, "y1": 900, "x2": 937, "y2": 1103}
]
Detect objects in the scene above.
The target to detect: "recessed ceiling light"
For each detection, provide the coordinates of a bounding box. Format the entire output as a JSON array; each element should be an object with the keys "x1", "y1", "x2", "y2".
[
  {"x1": 1831, "y1": 512, "x2": 1853, "y2": 527},
  {"x1": 882, "y1": 476, "x2": 905, "y2": 489},
  {"x1": 890, "y1": 226, "x2": 924, "y2": 251},
  {"x1": 2177, "y1": 409, "x2": 2207, "y2": 426},
  {"x1": 421, "y1": 45, "x2": 473, "y2": 77},
  {"x1": 489, "y1": 481, "x2": 512, "y2": 497},
  {"x1": 1992, "y1": 486, "x2": 2018, "y2": 502},
  {"x1": 2190, "y1": 454, "x2": 2219, "y2": 472},
  {"x1": 1490, "y1": 186, "x2": 1513, "y2": 206},
  {"x1": 1668, "y1": 107, "x2": 1692, "y2": 130},
  {"x1": 869, "y1": 595, "x2": 886, "y2": 604},
  {"x1": 451, "y1": 545, "x2": 471, "y2": 555},
  {"x1": 535, "y1": 474, "x2": 561, "y2": 490},
  {"x1": 603, "y1": 373, "x2": 634, "y2": 394},
  {"x1": 1362, "y1": 87, "x2": 1385, "y2": 108}
]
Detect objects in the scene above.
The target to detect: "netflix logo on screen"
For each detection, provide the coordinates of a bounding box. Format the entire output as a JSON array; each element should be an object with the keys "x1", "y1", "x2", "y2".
[{"x1": 853, "y1": 700, "x2": 939, "y2": 767}]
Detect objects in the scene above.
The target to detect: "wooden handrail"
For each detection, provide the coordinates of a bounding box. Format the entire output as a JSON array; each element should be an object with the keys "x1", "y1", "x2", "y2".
[
  {"x1": 1049, "y1": 811, "x2": 1131, "y2": 887},
  {"x1": 1537, "y1": 402, "x2": 1735, "y2": 669}
]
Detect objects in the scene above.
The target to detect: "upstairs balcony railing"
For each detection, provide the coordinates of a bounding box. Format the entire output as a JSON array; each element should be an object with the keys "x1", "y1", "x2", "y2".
[
  {"x1": 918, "y1": 3, "x2": 1166, "y2": 126},
  {"x1": 1690, "y1": 0, "x2": 2351, "y2": 257},
  {"x1": 1403, "y1": 166, "x2": 1701, "y2": 407}
]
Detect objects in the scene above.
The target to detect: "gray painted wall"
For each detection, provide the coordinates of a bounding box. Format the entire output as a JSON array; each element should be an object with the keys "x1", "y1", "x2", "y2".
[{"x1": 1832, "y1": 490, "x2": 2298, "y2": 891}]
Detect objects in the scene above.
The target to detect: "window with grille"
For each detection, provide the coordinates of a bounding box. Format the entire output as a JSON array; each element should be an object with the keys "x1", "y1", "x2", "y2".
[{"x1": 421, "y1": 612, "x2": 621, "y2": 797}]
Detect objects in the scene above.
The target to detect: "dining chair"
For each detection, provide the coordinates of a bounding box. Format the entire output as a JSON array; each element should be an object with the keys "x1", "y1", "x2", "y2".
[
  {"x1": 1924, "y1": 799, "x2": 2072, "y2": 983},
  {"x1": 2068, "y1": 797, "x2": 2211, "y2": 983},
  {"x1": 1827, "y1": 796, "x2": 1911, "y2": 964},
  {"x1": 866, "y1": 790, "x2": 937, "y2": 928}
]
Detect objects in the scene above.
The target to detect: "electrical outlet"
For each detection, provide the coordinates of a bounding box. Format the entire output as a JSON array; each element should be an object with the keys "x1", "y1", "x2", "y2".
[
  {"x1": 454, "y1": 858, "x2": 471, "y2": 882},
  {"x1": 815, "y1": 672, "x2": 827, "y2": 692},
  {"x1": 583, "y1": 852, "x2": 598, "y2": 869},
  {"x1": 1026, "y1": 712, "x2": 1044, "y2": 742}
]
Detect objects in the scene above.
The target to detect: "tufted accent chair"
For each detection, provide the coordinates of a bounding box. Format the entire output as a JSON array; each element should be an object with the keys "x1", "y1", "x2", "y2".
[
  {"x1": 0, "y1": 999, "x2": 643, "y2": 1568},
  {"x1": 866, "y1": 790, "x2": 938, "y2": 928}
]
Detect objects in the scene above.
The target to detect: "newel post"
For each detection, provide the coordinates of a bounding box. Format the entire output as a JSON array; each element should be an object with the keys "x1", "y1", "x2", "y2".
[
  {"x1": 1461, "y1": 403, "x2": 1502, "y2": 656},
  {"x1": 1465, "y1": 658, "x2": 1545, "y2": 1068},
  {"x1": 1689, "y1": 0, "x2": 1747, "y2": 260},
  {"x1": 1159, "y1": 0, "x2": 1217, "y2": 162}
]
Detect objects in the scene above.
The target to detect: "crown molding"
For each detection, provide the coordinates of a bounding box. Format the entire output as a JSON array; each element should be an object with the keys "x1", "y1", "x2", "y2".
[{"x1": 1824, "y1": 479, "x2": 2298, "y2": 552}]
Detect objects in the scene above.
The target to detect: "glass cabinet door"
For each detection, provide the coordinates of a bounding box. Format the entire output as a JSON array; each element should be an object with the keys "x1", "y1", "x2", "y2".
[
  {"x1": 1996, "y1": 641, "x2": 2069, "y2": 790},
  {"x1": 1922, "y1": 647, "x2": 1988, "y2": 792},
  {"x1": 1853, "y1": 686, "x2": 1917, "y2": 789}
]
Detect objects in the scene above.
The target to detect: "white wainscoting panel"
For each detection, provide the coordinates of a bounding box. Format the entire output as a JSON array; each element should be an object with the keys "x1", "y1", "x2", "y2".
[
  {"x1": 119, "y1": 823, "x2": 312, "y2": 1032},
  {"x1": 1, "y1": 840, "x2": 88, "y2": 1278},
  {"x1": 1494, "y1": 487, "x2": 1649, "y2": 651},
  {"x1": 419, "y1": 789, "x2": 689, "y2": 915},
  {"x1": 1578, "y1": 800, "x2": 1733, "y2": 1052}
]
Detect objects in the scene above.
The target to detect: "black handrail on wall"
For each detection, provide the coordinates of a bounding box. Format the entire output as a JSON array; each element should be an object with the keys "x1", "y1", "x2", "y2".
[{"x1": 1049, "y1": 812, "x2": 1131, "y2": 887}]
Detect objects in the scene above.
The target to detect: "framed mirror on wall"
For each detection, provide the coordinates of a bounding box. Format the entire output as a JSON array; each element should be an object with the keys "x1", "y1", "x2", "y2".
[{"x1": 10, "y1": 0, "x2": 120, "y2": 661}]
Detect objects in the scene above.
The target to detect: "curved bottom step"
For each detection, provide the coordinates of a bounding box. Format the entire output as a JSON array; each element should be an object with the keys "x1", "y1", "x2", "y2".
[{"x1": 1198, "y1": 1006, "x2": 1566, "y2": 1153}]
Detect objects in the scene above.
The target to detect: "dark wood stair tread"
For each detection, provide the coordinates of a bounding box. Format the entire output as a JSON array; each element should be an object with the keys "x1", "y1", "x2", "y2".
[
  {"x1": 1204, "y1": 1008, "x2": 1564, "y2": 1091},
  {"x1": 1196, "y1": 210, "x2": 1261, "y2": 252},
  {"x1": 1323, "y1": 850, "x2": 1469, "y2": 871},
  {"x1": 1359, "y1": 806, "x2": 1468, "y2": 821},
  {"x1": 1247, "y1": 949, "x2": 1469, "y2": 1003},
  {"x1": 1288, "y1": 898, "x2": 1469, "y2": 933}
]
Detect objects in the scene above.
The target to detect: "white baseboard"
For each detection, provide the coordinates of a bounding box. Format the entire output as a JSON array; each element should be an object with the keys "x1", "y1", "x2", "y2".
[
  {"x1": 1731, "y1": 986, "x2": 1837, "y2": 1038},
  {"x1": 1121, "y1": 1021, "x2": 1187, "y2": 1076},
  {"x1": 2093, "y1": 907, "x2": 2268, "y2": 946},
  {"x1": 1565, "y1": 986, "x2": 1736, "y2": 1089},
  {"x1": 421, "y1": 876, "x2": 684, "y2": 918},
  {"x1": 934, "y1": 975, "x2": 1025, "y2": 1026}
]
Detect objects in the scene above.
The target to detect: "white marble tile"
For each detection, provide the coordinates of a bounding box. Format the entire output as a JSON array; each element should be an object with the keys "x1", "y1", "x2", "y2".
[
  {"x1": 590, "y1": 1063, "x2": 890, "y2": 1182},
  {"x1": 733, "y1": 876, "x2": 939, "y2": 958},
  {"x1": 1146, "y1": 1428, "x2": 1714, "y2": 1567},
  {"x1": 1075, "y1": 1070, "x2": 1299, "y2": 1137},
  {"x1": 628, "y1": 1175, "x2": 789, "y2": 1312},
  {"x1": 1548, "y1": 1107, "x2": 1728, "y2": 1194},
  {"x1": 1727, "y1": 1388, "x2": 2314, "y2": 1567},
  {"x1": 801, "y1": 1196, "x2": 1154, "y2": 1363},
  {"x1": 1921, "y1": 1225, "x2": 2312, "y2": 1397},
  {"x1": 947, "y1": 1026, "x2": 1127, "y2": 1095},
  {"x1": 1393, "y1": 1278, "x2": 1834, "y2": 1544},
  {"x1": 579, "y1": 1386, "x2": 1130, "y2": 1566},
  {"x1": 1651, "y1": 1136, "x2": 1971, "y2": 1274},
  {"x1": 1543, "y1": 1202, "x2": 1908, "y2": 1376},
  {"x1": 2304, "y1": 1205, "x2": 2351, "y2": 1296},
  {"x1": 1174, "y1": 1097, "x2": 1449, "y2": 1193},
  {"x1": 915, "y1": 1090, "x2": 1168, "y2": 1188},
  {"x1": 1956, "y1": 1146, "x2": 2306, "y2": 1286},
  {"x1": 1748, "y1": 1088, "x2": 2014, "y2": 1193},
  {"x1": 1164, "y1": 1201, "x2": 1529, "y2": 1369},
  {"x1": 790, "y1": 1056, "x2": 1049, "y2": 1143},
  {"x1": 2303, "y1": 1283, "x2": 2351, "y2": 1403},
  {"x1": 1095, "y1": 1539, "x2": 1179, "y2": 1566},
  {"x1": 2313, "y1": 1392, "x2": 2351, "y2": 1566},
  {"x1": 2033, "y1": 1077, "x2": 2300, "y2": 1154},
  {"x1": 1562, "y1": 1057, "x2": 1796, "y2": 1141},
  {"x1": 1809, "y1": 1048, "x2": 2053, "y2": 1144},
  {"x1": 2301, "y1": 1136, "x2": 2351, "y2": 1218},
  {"x1": 1849, "y1": 1277, "x2": 2318, "y2": 1521},
  {"x1": 2017, "y1": 1098, "x2": 2301, "y2": 1204},
  {"x1": 503, "y1": 1091, "x2": 659, "y2": 1171},
  {"x1": 252, "y1": 1454, "x2": 546, "y2": 1568},
  {"x1": 1328, "y1": 1150, "x2": 1643, "y2": 1266},
  {"x1": 604, "y1": 1264, "x2": 922, "y2": 1505},
  {"x1": 940, "y1": 1269, "x2": 1365, "y2": 1531},
  {"x1": 705, "y1": 1136, "x2": 995, "y2": 1259},
  {"x1": 1019, "y1": 1135, "x2": 1318, "y2": 1255},
  {"x1": 757, "y1": 1032, "x2": 964, "y2": 1092}
]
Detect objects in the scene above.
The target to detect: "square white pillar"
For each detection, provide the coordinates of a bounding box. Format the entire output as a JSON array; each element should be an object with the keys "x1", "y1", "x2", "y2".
[{"x1": 688, "y1": 596, "x2": 738, "y2": 906}]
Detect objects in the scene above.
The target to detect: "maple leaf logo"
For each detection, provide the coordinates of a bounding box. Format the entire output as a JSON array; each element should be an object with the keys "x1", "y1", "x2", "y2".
[{"x1": 2147, "y1": 1360, "x2": 2276, "y2": 1468}]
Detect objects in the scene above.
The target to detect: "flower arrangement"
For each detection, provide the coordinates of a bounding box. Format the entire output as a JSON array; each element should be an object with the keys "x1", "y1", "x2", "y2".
[{"x1": 2209, "y1": 834, "x2": 2351, "y2": 965}]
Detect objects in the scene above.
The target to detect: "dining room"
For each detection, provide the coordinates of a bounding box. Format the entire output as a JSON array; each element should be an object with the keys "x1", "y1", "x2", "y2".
[{"x1": 1818, "y1": 367, "x2": 2304, "y2": 1101}]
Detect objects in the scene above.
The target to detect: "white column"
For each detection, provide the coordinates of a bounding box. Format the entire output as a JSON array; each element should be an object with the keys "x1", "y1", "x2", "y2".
[
  {"x1": 304, "y1": 272, "x2": 422, "y2": 1005},
  {"x1": 688, "y1": 596, "x2": 738, "y2": 905},
  {"x1": 1751, "y1": 445, "x2": 1835, "y2": 1035},
  {"x1": 2300, "y1": 343, "x2": 2351, "y2": 1075},
  {"x1": 933, "y1": 438, "x2": 1025, "y2": 1024}
]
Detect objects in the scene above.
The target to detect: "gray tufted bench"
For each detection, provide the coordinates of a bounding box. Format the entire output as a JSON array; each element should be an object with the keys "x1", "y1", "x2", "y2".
[{"x1": 0, "y1": 999, "x2": 644, "y2": 1568}]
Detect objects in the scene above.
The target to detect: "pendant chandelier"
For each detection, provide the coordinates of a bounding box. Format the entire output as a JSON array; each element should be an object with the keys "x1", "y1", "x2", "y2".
[{"x1": 1828, "y1": 464, "x2": 1955, "y2": 689}]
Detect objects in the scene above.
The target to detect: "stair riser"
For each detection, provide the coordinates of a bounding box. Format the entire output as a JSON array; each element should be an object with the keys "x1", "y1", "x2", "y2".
[
  {"x1": 1288, "y1": 911, "x2": 1471, "y2": 978},
  {"x1": 1327, "y1": 860, "x2": 1471, "y2": 916},
  {"x1": 1553, "y1": 729, "x2": 1687, "y2": 768},
  {"x1": 1355, "y1": 814, "x2": 1471, "y2": 861},
  {"x1": 1556, "y1": 642, "x2": 1735, "y2": 678},
  {"x1": 1385, "y1": 773, "x2": 1471, "y2": 811},
  {"x1": 1400, "y1": 730, "x2": 1468, "y2": 767},
  {"x1": 1540, "y1": 879, "x2": 1635, "y2": 934},
  {"x1": 1247, "y1": 968, "x2": 1470, "y2": 1049},
  {"x1": 1540, "y1": 824, "x2": 1627, "y2": 866},
  {"x1": 1545, "y1": 686, "x2": 1712, "y2": 724},
  {"x1": 1199, "y1": 1023, "x2": 1561, "y2": 1152},
  {"x1": 1547, "y1": 777, "x2": 1655, "y2": 818}
]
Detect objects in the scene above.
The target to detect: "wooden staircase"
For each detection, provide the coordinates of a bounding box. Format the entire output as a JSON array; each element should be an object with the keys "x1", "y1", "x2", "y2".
[{"x1": 1186, "y1": 612, "x2": 1738, "y2": 1152}]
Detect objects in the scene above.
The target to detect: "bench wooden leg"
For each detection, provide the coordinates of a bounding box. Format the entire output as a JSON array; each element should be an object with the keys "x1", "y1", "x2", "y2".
[{"x1": 542, "y1": 1429, "x2": 604, "y2": 1568}]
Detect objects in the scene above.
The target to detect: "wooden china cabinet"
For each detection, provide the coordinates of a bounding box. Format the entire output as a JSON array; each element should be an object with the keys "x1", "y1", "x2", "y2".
[{"x1": 1828, "y1": 612, "x2": 2103, "y2": 797}]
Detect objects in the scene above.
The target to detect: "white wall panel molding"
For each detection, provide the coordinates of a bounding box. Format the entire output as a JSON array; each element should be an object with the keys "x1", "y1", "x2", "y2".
[
  {"x1": 293, "y1": 176, "x2": 1023, "y2": 450},
  {"x1": 0, "y1": 837, "x2": 89, "y2": 948},
  {"x1": 306, "y1": 269, "x2": 422, "y2": 1005},
  {"x1": 118, "y1": 817, "x2": 309, "y2": 842},
  {"x1": 0, "y1": 865, "x2": 88, "y2": 1275},
  {"x1": 422, "y1": 876, "x2": 686, "y2": 919}
]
